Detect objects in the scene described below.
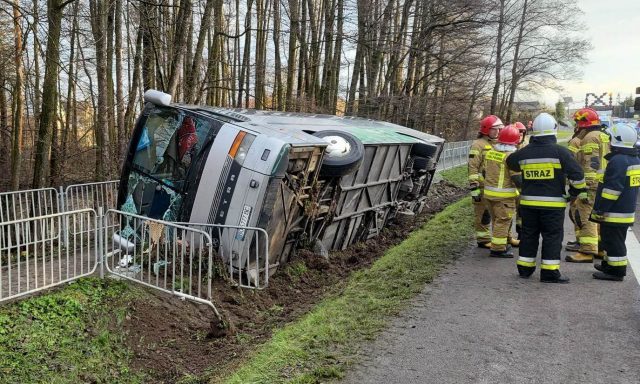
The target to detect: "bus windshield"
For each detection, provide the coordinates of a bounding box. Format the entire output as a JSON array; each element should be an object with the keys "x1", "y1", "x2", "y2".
[{"x1": 131, "y1": 107, "x2": 214, "y2": 191}]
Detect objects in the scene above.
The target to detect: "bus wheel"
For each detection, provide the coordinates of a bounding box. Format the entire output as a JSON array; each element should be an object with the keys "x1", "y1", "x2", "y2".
[
  {"x1": 410, "y1": 142, "x2": 438, "y2": 158},
  {"x1": 313, "y1": 130, "x2": 365, "y2": 177}
]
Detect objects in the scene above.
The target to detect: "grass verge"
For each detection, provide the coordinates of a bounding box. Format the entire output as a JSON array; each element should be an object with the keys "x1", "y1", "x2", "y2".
[
  {"x1": 439, "y1": 165, "x2": 468, "y2": 188},
  {"x1": 0, "y1": 278, "x2": 144, "y2": 383},
  {"x1": 222, "y1": 197, "x2": 473, "y2": 384}
]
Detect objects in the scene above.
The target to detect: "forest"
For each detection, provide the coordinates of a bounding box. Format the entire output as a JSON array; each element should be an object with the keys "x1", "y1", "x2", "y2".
[{"x1": 0, "y1": 0, "x2": 589, "y2": 190}]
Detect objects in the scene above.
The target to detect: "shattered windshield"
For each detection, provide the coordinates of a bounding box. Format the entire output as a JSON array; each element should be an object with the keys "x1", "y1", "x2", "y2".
[
  {"x1": 132, "y1": 107, "x2": 213, "y2": 191},
  {"x1": 122, "y1": 107, "x2": 218, "y2": 220}
]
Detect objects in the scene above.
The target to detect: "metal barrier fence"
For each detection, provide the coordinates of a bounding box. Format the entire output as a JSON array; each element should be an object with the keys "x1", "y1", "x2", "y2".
[
  {"x1": 437, "y1": 140, "x2": 473, "y2": 171},
  {"x1": 64, "y1": 181, "x2": 120, "y2": 237},
  {"x1": 104, "y1": 210, "x2": 220, "y2": 317},
  {"x1": 0, "y1": 209, "x2": 98, "y2": 303},
  {"x1": 177, "y1": 222, "x2": 270, "y2": 289}
]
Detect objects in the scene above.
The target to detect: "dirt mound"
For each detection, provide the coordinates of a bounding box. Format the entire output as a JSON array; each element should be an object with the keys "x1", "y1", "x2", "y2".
[{"x1": 121, "y1": 181, "x2": 466, "y2": 383}]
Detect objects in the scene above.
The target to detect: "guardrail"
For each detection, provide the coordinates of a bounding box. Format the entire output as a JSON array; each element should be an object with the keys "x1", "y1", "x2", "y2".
[
  {"x1": 177, "y1": 222, "x2": 271, "y2": 290},
  {"x1": 437, "y1": 140, "x2": 473, "y2": 171},
  {"x1": 103, "y1": 210, "x2": 220, "y2": 317},
  {"x1": 0, "y1": 209, "x2": 98, "y2": 303}
]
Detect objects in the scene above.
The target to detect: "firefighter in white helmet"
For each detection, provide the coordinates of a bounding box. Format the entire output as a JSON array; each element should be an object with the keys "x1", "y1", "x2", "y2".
[
  {"x1": 506, "y1": 113, "x2": 585, "y2": 283},
  {"x1": 591, "y1": 123, "x2": 640, "y2": 281}
]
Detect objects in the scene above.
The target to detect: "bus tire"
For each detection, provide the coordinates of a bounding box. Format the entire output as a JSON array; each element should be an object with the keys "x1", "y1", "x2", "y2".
[
  {"x1": 410, "y1": 142, "x2": 438, "y2": 158},
  {"x1": 313, "y1": 130, "x2": 365, "y2": 177}
]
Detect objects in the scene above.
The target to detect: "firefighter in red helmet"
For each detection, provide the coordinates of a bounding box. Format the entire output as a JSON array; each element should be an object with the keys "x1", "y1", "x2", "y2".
[
  {"x1": 514, "y1": 122, "x2": 528, "y2": 149},
  {"x1": 468, "y1": 115, "x2": 504, "y2": 248},
  {"x1": 565, "y1": 107, "x2": 609, "y2": 263},
  {"x1": 482, "y1": 125, "x2": 521, "y2": 257}
]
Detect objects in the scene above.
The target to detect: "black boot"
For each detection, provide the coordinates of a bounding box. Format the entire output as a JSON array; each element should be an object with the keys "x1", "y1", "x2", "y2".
[
  {"x1": 565, "y1": 240, "x2": 579, "y2": 252},
  {"x1": 477, "y1": 242, "x2": 492, "y2": 249},
  {"x1": 593, "y1": 271, "x2": 624, "y2": 281},
  {"x1": 490, "y1": 247, "x2": 514, "y2": 258},
  {"x1": 594, "y1": 260, "x2": 611, "y2": 272},
  {"x1": 541, "y1": 275, "x2": 570, "y2": 284},
  {"x1": 540, "y1": 269, "x2": 569, "y2": 284}
]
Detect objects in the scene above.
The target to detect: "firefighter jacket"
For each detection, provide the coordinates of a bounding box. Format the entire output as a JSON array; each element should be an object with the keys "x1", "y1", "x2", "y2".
[
  {"x1": 590, "y1": 147, "x2": 640, "y2": 226},
  {"x1": 506, "y1": 135, "x2": 586, "y2": 209},
  {"x1": 468, "y1": 136, "x2": 493, "y2": 188},
  {"x1": 580, "y1": 127, "x2": 610, "y2": 188},
  {"x1": 482, "y1": 146, "x2": 519, "y2": 199},
  {"x1": 567, "y1": 135, "x2": 583, "y2": 161}
]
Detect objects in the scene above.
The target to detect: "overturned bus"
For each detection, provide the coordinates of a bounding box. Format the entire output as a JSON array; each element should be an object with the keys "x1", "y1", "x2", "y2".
[{"x1": 116, "y1": 90, "x2": 444, "y2": 283}]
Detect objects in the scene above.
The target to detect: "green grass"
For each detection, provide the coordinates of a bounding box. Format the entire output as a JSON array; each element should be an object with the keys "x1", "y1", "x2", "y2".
[
  {"x1": 439, "y1": 165, "x2": 468, "y2": 188},
  {"x1": 0, "y1": 278, "x2": 144, "y2": 383},
  {"x1": 223, "y1": 198, "x2": 474, "y2": 384},
  {"x1": 556, "y1": 130, "x2": 572, "y2": 140}
]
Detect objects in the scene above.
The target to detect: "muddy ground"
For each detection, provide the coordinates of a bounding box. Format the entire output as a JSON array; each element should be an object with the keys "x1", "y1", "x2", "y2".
[{"x1": 120, "y1": 181, "x2": 466, "y2": 383}]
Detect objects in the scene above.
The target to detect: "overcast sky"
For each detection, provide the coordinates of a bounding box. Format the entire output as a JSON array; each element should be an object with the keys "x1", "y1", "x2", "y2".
[{"x1": 542, "y1": 0, "x2": 640, "y2": 107}]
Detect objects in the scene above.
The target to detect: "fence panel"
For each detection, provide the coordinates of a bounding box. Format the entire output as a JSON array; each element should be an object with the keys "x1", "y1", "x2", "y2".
[
  {"x1": 64, "y1": 181, "x2": 120, "y2": 237},
  {"x1": 0, "y1": 209, "x2": 98, "y2": 303},
  {"x1": 0, "y1": 188, "x2": 62, "y2": 251},
  {"x1": 103, "y1": 210, "x2": 220, "y2": 316},
  {"x1": 178, "y1": 222, "x2": 270, "y2": 290},
  {"x1": 437, "y1": 140, "x2": 472, "y2": 171}
]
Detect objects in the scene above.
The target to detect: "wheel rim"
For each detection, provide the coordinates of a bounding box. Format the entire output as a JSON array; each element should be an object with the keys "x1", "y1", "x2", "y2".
[{"x1": 322, "y1": 135, "x2": 352, "y2": 158}]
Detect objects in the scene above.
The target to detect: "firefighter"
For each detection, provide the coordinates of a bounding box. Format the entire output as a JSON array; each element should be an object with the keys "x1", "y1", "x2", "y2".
[
  {"x1": 591, "y1": 123, "x2": 640, "y2": 281},
  {"x1": 482, "y1": 125, "x2": 521, "y2": 257},
  {"x1": 515, "y1": 122, "x2": 529, "y2": 149},
  {"x1": 565, "y1": 126, "x2": 587, "y2": 252},
  {"x1": 469, "y1": 115, "x2": 504, "y2": 248},
  {"x1": 506, "y1": 113, "x2": 586, "y2": 283},
  {"x1": 565, "y1": 108, "x2": 610, "y2": 263},
  {"x1": 513, "y1": 121, "x2": 528, "y2": 241}
]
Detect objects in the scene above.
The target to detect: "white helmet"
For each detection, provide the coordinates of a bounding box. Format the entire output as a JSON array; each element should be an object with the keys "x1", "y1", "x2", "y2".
[
  {"x1": 606, "y1": 123, "x2": 638, "y2": 149},
  {"x1": 531, "y1": 113, "x2": 558, "y2": 136}
]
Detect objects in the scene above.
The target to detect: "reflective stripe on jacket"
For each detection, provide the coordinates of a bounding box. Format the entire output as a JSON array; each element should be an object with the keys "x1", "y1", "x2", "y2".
[
  {"x1": 580, "y1": 129, "x2": 610, "y2": 187},
  {"x1": 468, "y1": 136, "x2": 493, "y2": 187},
  {"x1": 591, "y1": 149, "x2": 640, "y2": 226},
  {"x1": 505, "y1": 135, "x2": 585, "y2": 209},
  {"x1": 482, "y1": 148, "x2": 519, "y2": 199}
]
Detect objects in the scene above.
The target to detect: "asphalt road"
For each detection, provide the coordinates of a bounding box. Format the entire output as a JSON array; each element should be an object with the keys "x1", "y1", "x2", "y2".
[{"x1": 343, "y1": 214, "x2": 640, "y2": 384}]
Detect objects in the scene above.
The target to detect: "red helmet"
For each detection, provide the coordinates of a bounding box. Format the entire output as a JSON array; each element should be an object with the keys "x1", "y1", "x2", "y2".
[
  {"x1": 497, "y1": 125, "x2": 521, "y2": 145},
  {"x1": 514, "y1": 122, "x2": 527, "y2": 132},
  {"x1": 479, "y1": 115, "x2": 504, "y2": 135},
  {"x1": 573, "y1": 108, "x2": 601, "y2": 129}
]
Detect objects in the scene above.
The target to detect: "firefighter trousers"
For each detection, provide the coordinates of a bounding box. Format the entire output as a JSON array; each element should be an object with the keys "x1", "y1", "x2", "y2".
[
  {"x1": 516, "y1": 207, "x2": 564, "y2": 279},
  {"x1": 473, "y1": 196, "x2": 491, "y2": 244},
  {"x1": 575, "y1": 190, "x2": 599, "y2": 255},
  {"x1": 598, "y1": 225, "x2": 629, "y2": 277},
  {"x1": 485, "y1": 197, "x2": 516, "y2": 251}
]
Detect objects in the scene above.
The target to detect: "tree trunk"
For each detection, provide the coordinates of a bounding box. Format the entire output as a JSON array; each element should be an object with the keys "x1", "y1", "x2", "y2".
[
  {"x1": 185, "y1": 0, "x2": 215, "y2": 103},
  {"x1": 10, "y1": 0, "x2": 25, "y2": 189},
  {"x1": 90, "y1": 0, "x2": 110, "y2": 181},
  {"x1": 506, "y1": 0, "x2": 528, "y2": 122},
  {"x1": 167, "y1": 0, "x2": 192, "y2": 96},
  {"x1": 32, "y1": 0, "x2": 66, "y2": 188},
  {"x1": 285, "y1": 0, "x2": 299, "y2": 111},
  {"x1": 490, "y1": 0, "x2": 505, "y2": 115},
  {"x1": 115, "y1": 0, "x2": 126, "y2": 155},
  {"x1": 272, "y1": 0, "x2": 283, "y2": 110}
]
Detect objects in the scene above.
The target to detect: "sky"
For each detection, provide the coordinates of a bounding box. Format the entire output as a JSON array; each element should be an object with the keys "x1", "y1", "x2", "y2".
[{"x1": 541, "y1": 0, "x2": 640, "y2": 108}]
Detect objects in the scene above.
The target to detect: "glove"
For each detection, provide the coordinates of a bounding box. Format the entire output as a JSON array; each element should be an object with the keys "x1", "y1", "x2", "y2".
[
  {"x1": 470, "y1": 188, "x2": 482, "y2": 202},
  {"x1": 578, "y1": 191, "x2": 589, "y2": 202}
]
